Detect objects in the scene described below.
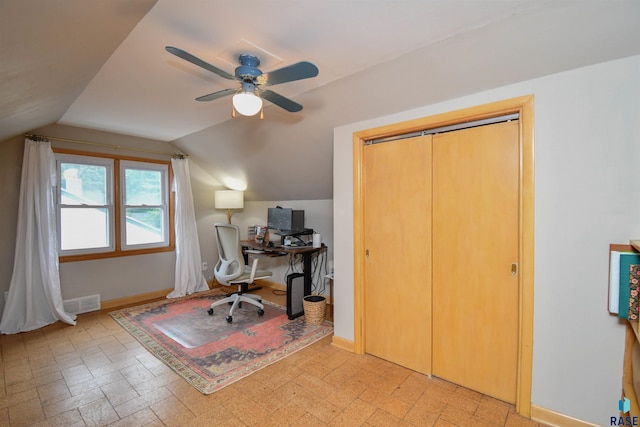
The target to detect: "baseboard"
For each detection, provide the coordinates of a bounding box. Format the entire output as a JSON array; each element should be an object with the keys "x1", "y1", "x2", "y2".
[
  {"x1": 331, "y1": 335, "x2": 354, "y2": 352},
  {"x1": 101, "y1": 279, "x2": 280, "y2": 312},
  {"x1": 530, "y1": 405, "x2": 601, "y2": 427},
  {"x1": 101, "y1": 288, "x2": 173, "y2": 311}
]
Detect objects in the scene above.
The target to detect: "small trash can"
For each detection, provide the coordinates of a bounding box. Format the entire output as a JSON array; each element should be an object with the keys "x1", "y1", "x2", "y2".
[{"x1": 303, "y1": 295, "x2": 326, "y2": 325}]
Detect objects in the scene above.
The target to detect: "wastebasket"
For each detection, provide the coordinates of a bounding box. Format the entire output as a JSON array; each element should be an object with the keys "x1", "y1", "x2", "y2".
[{"x1": 302, "y1": 295, "x2": 326, "y2": 325}]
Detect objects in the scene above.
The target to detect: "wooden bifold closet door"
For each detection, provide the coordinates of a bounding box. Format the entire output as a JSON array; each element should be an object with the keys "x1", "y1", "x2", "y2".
[{"x1": 362, "y1": 121, "x2": 519, "y2": 403}]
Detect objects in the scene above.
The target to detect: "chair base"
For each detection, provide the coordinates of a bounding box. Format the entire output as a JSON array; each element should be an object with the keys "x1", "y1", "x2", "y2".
[
  {"x1": 208, "y1": 291, "x2": 264, "y2": 323},
  {"x1": 224, "y1": 282, "x2": 262, "y2": 297}
]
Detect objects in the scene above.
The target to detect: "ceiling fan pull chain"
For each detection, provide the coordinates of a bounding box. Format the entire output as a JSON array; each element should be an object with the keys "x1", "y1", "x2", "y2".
[{"x1": 260, "y1": 107, "x2": 264, "y2": 120}]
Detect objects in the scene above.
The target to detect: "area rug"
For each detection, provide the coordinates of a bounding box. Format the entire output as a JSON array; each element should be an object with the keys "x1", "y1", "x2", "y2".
[{"x1": 109, "y1": 289, "x2": 333, "y2": 394}]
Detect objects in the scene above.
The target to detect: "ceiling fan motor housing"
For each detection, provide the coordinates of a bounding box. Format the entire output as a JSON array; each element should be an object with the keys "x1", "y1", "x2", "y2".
[{"x1": 235, "y1": 54, "x2": 262, "y2": 80}]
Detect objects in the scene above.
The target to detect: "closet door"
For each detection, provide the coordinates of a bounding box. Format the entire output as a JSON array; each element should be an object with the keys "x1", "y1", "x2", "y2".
[
  {"x1": 432, "y1": 121, "x2": 520, "y2": 403},
  {"x1": 363, "y1": 134, "x2": 432, "y2": 374}
]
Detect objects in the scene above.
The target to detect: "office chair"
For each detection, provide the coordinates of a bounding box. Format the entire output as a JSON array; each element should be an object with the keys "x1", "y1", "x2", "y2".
[{"x1": 209, "y1": 223, "x2": 272, "y2": 323}]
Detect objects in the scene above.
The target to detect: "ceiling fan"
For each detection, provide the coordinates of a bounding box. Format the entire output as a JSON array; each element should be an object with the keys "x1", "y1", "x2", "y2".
[{"x1": 165, "y1": 46, "x2": 319, "y2": 117}]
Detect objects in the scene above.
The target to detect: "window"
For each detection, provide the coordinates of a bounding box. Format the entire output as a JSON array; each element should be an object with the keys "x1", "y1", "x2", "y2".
[
  {"x1": 120, "y1": 160, "x2": 169, "y2": 249},
  {"x1": 55, "y1": 151, "x2": 173, "y2": 260},
  {"x1": 58, "y1": 154, "x2": 114, "y2": 254}
]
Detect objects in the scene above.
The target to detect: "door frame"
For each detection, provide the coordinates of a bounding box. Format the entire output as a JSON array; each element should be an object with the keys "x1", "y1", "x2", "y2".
[{"x1": 352, "y1": 95, "x2": 534, "y2": 416}]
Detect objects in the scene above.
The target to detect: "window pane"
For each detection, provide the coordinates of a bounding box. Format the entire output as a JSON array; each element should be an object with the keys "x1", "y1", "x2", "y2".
[
  {"x1": 125, "y1": 169, "x2": 162, "y2": 205},
  {"x1": 125, "y1": 207, "x2": 164, "y2": 245},
  {"x1": 60, "y1": 163, "x2": 107, "y2": 205},
  {"x1": 60, "y1": 207, "x2": 109, "y2": 250}
]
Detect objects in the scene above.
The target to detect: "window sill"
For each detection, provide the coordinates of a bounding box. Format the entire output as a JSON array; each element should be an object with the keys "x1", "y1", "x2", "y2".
[{"x1": 59, "y1": 245, "x2": 176, "y2": 263}]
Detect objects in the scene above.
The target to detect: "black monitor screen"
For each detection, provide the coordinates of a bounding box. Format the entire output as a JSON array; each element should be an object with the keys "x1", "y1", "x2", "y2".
[{"x1": 267, "y1": 208, "x2": 304, "y2": 231}]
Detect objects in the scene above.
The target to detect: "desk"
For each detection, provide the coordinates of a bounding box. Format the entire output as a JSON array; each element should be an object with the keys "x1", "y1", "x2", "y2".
[{"x1": 241, "y1": 240, "x2": 325, "y2": 297}]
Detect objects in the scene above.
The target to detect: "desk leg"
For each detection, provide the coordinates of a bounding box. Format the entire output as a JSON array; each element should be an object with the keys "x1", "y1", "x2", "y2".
[{"x1": 302, "y1": 252, "x2": 312, "y2": 296}]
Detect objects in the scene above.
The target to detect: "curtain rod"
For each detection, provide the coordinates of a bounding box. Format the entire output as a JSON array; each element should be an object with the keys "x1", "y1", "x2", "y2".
[{"x1": 24, "y1": 133, "x2": 188, "y2": 158}]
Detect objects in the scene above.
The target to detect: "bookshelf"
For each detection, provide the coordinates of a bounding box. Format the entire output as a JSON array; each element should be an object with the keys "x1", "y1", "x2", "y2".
[
  {"x1": 624, "y1": 321, "x2": 640, "y2": 417},
  {"x1": 623, "y1": 240, "x2": 640, "y2": 417}
]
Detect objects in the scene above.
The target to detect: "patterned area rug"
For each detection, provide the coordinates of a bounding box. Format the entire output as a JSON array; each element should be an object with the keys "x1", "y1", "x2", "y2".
[{"x1": 110, "y1": 289, "x2": 333, "y2": 394}]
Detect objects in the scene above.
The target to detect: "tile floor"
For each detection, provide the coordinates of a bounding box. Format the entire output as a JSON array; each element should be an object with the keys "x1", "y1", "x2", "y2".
[{"x1": 0, "y1": 287, "x2": 550, "y2": 426}]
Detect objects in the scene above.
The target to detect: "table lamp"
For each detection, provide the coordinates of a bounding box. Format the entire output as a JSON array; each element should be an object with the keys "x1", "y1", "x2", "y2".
[{"x1": 215, "y1": 190, "x2": 244, "y2": 224}]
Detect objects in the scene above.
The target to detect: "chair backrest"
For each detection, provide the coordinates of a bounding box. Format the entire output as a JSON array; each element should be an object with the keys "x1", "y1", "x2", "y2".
[{"x1": 214, "y1": 223, "x2": 245, "y2": 285}]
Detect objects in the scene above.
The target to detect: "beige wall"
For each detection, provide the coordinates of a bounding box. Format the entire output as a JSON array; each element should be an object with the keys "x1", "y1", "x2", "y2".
[{"x1": 0, "y1": 136, "x2": 24, "y2": 314}]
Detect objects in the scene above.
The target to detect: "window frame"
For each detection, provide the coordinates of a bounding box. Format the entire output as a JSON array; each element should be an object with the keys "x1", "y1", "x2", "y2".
[
  {"x1": 119, "y1": 160, "x2": 170, "y2": 251},
  {"x1": 56, "y1": 153, "x2": 115, "y2": 256},
  {"x1": 54, "y1": 148, "x2": 175, "y2": 263}
]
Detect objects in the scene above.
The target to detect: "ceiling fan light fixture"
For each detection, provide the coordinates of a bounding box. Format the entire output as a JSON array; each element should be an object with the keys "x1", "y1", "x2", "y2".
[{"x1": 232, "y1": 83, "x2": 262, "y2": 116}]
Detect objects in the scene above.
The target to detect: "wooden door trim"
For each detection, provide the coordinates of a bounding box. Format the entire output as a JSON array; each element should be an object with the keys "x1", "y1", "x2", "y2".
[{"x1": 352, "y1": 95, "x2": 534, "y2": 416}]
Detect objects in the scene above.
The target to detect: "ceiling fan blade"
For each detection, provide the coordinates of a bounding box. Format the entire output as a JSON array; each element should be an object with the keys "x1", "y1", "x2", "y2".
[
  {"x1": 259, "y1": 90, "x2": 303, "y2": 112},
  {"x1": 259, "y1": 61, "x2": 319, "y2": 86},
  {"x1": 196, "y1": 88, "x2": 236, "y2": 102},
  {"x1": 165, "y1": 46, "x2": 237, "y2": 81}
]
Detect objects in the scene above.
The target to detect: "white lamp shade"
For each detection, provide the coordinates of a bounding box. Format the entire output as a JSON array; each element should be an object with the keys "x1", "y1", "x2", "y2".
[
  {"x1": 215, "y1": 190, "x2": 244, "y2": 209},
  {"x1": 232, "y1": 92, "x2": 263, "y2": 116}
]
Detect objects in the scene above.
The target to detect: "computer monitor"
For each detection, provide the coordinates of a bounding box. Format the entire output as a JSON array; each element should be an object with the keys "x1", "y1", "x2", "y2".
[{"x1": 267, "y1": 207, "x2": 304, "y2": 232}]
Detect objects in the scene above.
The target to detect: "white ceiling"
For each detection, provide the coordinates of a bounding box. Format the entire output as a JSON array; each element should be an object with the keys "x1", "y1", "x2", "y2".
[
  {"x1": 2, "y1": 1, "x2": 640, "y2": 200},
  {"x1": 58, "y1": 0, "x2": 551, "y2": 141}
]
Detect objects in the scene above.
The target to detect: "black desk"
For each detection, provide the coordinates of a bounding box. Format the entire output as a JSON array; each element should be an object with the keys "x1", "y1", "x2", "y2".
[
  {"x1": 241, "y1": 241, "x2": 326, "y2": 318},
  {"x1": 241, "y1": 240, "x2": 325, "y2": 296}
]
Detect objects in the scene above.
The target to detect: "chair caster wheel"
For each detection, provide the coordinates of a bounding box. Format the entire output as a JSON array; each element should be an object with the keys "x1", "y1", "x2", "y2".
[
  {"x1": 226, "y1": 316, "x2": 233, "y2": 323},
  {"x1": 258, "y1": 309, "x2": 264, "y2": 316},
  {"x1": 207, "y1": 308, "x2": 214, "y2": 315}
]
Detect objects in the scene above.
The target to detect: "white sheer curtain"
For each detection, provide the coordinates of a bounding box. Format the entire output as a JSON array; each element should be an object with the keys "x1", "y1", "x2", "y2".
[
  {"x1": 0, "y1": 138, "x2": 76, "y2": 334},
  {"x1": 167, "y1": 157, "x2": 208, "y2": 298}
]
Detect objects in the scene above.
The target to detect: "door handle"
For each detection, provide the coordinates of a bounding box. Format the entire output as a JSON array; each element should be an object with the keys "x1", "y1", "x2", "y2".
[{"x1": 511, "y1": 263, "x2": 518, "y2": 276}]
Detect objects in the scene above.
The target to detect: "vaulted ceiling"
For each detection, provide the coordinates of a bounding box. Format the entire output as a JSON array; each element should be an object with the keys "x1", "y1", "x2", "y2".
[{"x1": 2, "y1": 1, "x2": 640, "y2": 200}]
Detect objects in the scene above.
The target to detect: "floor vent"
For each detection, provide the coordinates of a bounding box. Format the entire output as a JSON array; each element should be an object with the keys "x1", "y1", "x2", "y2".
[{"x1": 63, "y1": 294, "x2": 101, "y2": 314}]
